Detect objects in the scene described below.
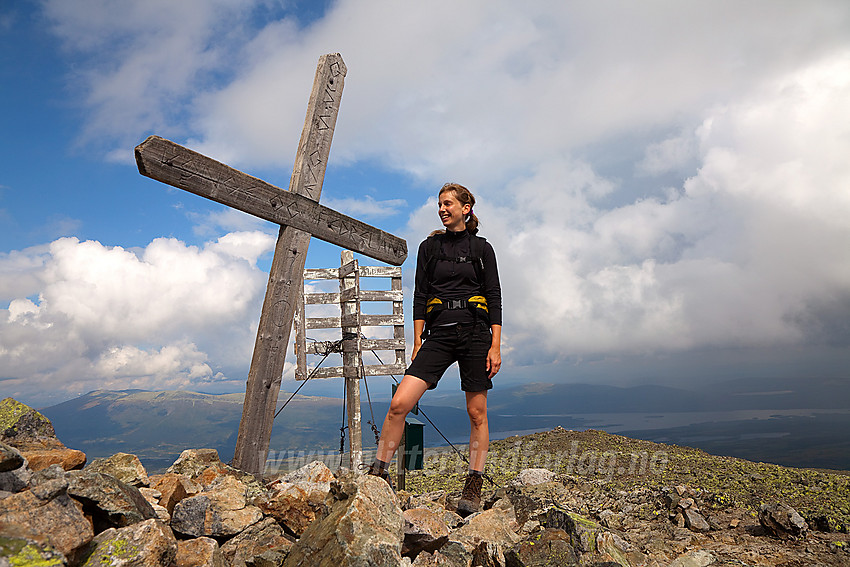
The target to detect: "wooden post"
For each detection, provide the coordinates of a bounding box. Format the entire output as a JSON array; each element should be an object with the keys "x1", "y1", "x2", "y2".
[
  {"x1": 232, "y1": 54, "x2": 346, "y2": 474},
  {"x1": 339, "y1": 250, "x2": 362, "y2": 470}
]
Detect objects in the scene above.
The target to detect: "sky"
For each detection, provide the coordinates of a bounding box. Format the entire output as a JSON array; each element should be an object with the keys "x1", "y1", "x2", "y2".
[{"x1": 2, "y1": 0, "x2": 850, "y2": 408}]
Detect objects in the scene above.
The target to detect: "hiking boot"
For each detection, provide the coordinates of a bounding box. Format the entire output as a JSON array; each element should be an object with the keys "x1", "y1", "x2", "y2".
[
  {"x1": 456, "y1": 472, "x2": 484, "y2": 517},
  {"x1": 364, "y1": 463, "x2": 394, "y2": 489}
]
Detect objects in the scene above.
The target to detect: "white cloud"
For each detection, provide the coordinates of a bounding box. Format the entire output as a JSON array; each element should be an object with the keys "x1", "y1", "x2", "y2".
[
  {"x1": 0, "y1": 232, "x2": 274, "y2": 403},
  {"x1": 481, "y1": 52, "x2": 850, "y2": 362},
  {"x1": 321, "y1": 195, "x2": 407, "y2": 221},
  {"x1": 33, "y1": 0, "x2": 850, "y2": 388}
]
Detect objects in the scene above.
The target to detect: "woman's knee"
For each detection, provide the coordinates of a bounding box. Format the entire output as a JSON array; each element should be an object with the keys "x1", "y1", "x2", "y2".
[{"x1": 467, "y1": 406, "x2": 488, "y2": 427}]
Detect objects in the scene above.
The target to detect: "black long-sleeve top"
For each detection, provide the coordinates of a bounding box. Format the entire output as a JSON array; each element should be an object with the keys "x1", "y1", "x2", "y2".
[{"x1": 412, "y1": 228, "x2": 502, "y2": 327}]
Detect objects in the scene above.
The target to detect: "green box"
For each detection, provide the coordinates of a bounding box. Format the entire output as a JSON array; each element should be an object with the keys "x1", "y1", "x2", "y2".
[{"x1": 404, "y1": 416, "x2": 424, "y2": 470}]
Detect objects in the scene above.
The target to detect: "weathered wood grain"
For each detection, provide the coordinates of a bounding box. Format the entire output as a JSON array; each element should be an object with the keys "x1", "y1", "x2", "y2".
[
  {"x1": 135, "y1": 136, "x2": 407, "y2": 266},
  {"x1": 232, "y1": 53, "x2": 346, "y2": 474}
]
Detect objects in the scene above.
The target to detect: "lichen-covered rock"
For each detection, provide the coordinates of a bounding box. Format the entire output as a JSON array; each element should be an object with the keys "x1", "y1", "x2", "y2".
[
  {"x1": 79, "y1": 518, "x2": 177, "y2": 567},
  {"x1": 85, "y1": 453, "x2": 150, "y2": 487},
  {"x1": 543, "y1": 507, "x2": 600, "y2": 554},
  {"x1": 0, "y1": 476, "x2": 93, "y2": 557},
  {"x1": 258, "y1": 463, "x2": 334, "y2": 537},
  {"x1": 67, "y1": 470, "x2": 157, "y2": 532},
  {"x1": 282, "y1": 472, "x2": 404, "y2": 567},
  {"x1": 0, "y1": 533, "x2": 67, "y2": 567},
  {"x1": 175, "y1": 537, "x2": 226, "y2": 567},
  {"x1": 149, "y1": 472, "x2": 201, "y2": 514},
  {"x1": 759, "y1": 502, "x2": 809, "y2": 540},
  {"x1": 402, "y1": 507, "x2": 450, "y2": 557},
  {"x1": 170, "y1": 475, "x2": 263, "y2": 538},
  {"x1": 220, "y1": 517, "x2": 293, "y2": 567},
  {"x1": 0, "y1": 398, "x2": 86, "y2": 472}
]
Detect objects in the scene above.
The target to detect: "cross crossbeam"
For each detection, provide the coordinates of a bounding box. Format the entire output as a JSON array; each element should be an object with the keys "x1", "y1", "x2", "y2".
[{"x1": 135, "y1": 136, "x2": 406, "y2": 266}]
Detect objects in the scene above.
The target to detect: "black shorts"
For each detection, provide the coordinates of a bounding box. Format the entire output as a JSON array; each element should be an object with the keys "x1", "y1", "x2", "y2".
[{"x1": 405, "y1": 322, "x2": 493, "y2": 392}]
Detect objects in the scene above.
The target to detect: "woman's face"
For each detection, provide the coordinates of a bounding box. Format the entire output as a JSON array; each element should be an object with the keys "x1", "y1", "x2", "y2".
[{"x1": 438, "y1": 190, "x2": 470, "y2": 231}]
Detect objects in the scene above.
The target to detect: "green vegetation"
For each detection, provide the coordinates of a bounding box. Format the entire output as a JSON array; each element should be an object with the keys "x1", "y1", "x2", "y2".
[{"x1": 402, "y1": 428, "x2": 850, "y2": 532}]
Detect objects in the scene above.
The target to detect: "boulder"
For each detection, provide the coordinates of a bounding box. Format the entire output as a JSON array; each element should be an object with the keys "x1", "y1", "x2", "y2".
[
  {"x1": 149, "y1": 472, "x2": 201, "y2": 514},
  {"x1": 167, "y1": 449, "x2": 267, "y2": 503},
  {"x1": 504, "y1": 528, "x2": 578, "y2": 567},
  {"x1": 449, "y1": 506, "x2": 520, "y2": 562},
  {"x1": 0, "y1": 532, "x2": 67, "y2": 567},
  {"x1": 78, "y1": 518, "x2": 177, "y2": 567},
  {"x1": 0, "y1": 448, "x2": 31, "y2": 493},
  {"x1": 595, "y1": 531, "x2": 647, "y2": 566},
  {"x1": 273, "y1": 460, "x2": 335, "y2": 487},
  {"x1": 509, "y1": 468, "x2": 557, "y2": 487},
  {"x1": 258, "y1": 461, "x2": 335, "y2": 536},
  {"x1": 402, "y1": 507, "x2": 450, "y2": 557},
  {"x1": 0, "y1": 398, "x2": 86, "y2": 472},
  {"x1": 0, "y1": 476, "x2": 93, "y2": 558},
  {"x1": 758, "y1": 502, "x2": 809, "y2": 540},
  {"x1": 0, "y1": 440, "x2": 24, "y2": 472},
  {"x1": 138, "y1": 488, "x2": 171, "y2": 522},
  {"x1": 220, "y1": 517, "x2": 293, "y2": 567},
  {"x1": 282, "y1": 472, "x2": 404, "y2": 567},
  {"x1": 85, "y1": 453, "x2": 150, "y2": 487},
  {"x1": 66, "y1": 470, "x2": 157, "y2": 532},
  {"x1": 410, "y1": 541, "x2": 472, "y2": 567},
  {"x1": 166, "y1": 449, "x2": 223, "y2": 480},
  {"x1": 175, "y1": 537, "x2": 226, "y2": 567},
  {"x1": 543, "y1": 507, "x2": 599, "y2": 554},
  {"x1": 667, "y1": 549, "x2": 718, "y2": 567},
  {"x1": 170, "y1": 475, "x2": 263, "y2": 538},
  {"x1": 506, "y1": 482, "x2": 571, "y2": 525}
]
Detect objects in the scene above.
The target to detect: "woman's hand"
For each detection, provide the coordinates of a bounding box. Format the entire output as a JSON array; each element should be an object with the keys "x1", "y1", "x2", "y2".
[
  {"x1": 411, "y1": 319, "x2": 425, "y2": 362},
  {"x1": 487, "y1": 324, "x2": 502, "y2": 378},
  {"x1": 486, "y1": 346, "x2": 501, "y2": 378}
]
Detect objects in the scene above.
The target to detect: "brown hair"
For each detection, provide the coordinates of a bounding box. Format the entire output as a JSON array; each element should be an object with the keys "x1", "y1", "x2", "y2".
[{"x1": 434, "y1": 182, "x2": 479, "y2": 235}]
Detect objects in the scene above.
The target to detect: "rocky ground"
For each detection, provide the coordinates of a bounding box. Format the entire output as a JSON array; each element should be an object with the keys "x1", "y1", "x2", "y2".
[{"x1": 2, "y1": 396, "x2": 849, "y2": 566}]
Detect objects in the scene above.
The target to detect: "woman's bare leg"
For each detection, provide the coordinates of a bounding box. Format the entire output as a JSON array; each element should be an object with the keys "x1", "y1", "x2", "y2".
[
  {"x1": 465, "y1": 390, "x2": 489, "y2": 471},
  {"x1": 375, "y1": 374, "x2": 430, "y2": 463}
]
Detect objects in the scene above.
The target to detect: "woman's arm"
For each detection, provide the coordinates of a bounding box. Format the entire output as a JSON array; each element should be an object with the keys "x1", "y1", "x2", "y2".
[{"x1": 487, "y1": 324, "x2": 501, "y2": 378}]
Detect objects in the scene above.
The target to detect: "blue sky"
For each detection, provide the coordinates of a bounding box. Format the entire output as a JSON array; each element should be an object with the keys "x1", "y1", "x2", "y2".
[{"x1": 2, "y1": 0, "x2": 850, "y2": 407}]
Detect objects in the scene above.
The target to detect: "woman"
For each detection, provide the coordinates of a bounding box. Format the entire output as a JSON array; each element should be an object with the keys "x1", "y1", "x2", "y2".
[{"x1": 368, "y1": 182, "x2": 502, "y2": 516}]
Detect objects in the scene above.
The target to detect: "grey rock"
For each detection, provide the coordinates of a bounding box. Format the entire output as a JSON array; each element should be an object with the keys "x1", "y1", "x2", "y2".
[
  {"x1": 667, "y1": 549, "x2": 717, "y2": 567},
  {"x1": 0, "y1": 441, "x2": 24, "y2": 472},
  {"x1": 758, "y1": 502, "x2": 809, "y2": 540},
  {"x1": 681, "y1": 507, "x2": 711, "y2": 533},
  {"x1": 66, "y1": 470, "x2": 157, "y2": 532}
]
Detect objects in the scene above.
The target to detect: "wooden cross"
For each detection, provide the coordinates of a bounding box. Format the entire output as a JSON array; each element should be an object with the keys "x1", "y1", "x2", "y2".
[{"x1": 134, "y1": 53, "x2": 408, "y2": 475}]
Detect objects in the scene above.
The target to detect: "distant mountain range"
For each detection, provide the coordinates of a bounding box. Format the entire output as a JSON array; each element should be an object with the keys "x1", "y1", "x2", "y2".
[{"x1": 39, "y1": 376, "x2": 850, "y2": 473}]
